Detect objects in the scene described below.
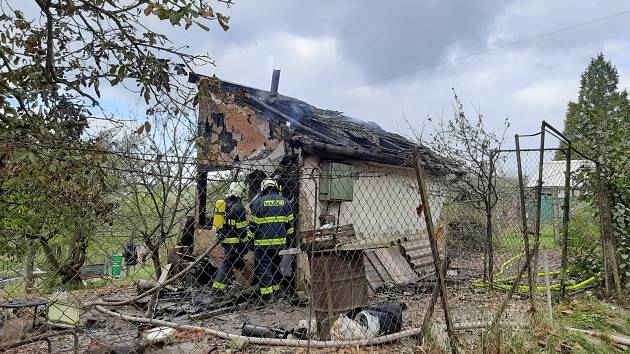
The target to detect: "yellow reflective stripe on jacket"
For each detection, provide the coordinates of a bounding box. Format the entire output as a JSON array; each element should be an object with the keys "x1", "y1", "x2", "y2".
[
  {"x1": 272, "y1": 284, "x2": 281, "y2": 291},
  {"x1": 287, "y1": 227, "x2": 295, "y2": 235},
  {"x1": 222, "y1": 237, "x2": 240, "y2": 244},
  {"x1": 251, "y1": 215, "x2": 292, "y2": 224},
  {"x1": 245, "y1": 230, "x2": 254, "y2": 241},
  {"x1": 253, "y1": 238, "x2": 286, "y2": 246},
  {"x1": 226, "y1": 219, "x2": 248, "y2": 229},
  {"x1": 212, "y1": 281, "x2": 225, "y2": 290},
  {"x1": 260, "y1": 286, "x2": 274, "y2": 295}
]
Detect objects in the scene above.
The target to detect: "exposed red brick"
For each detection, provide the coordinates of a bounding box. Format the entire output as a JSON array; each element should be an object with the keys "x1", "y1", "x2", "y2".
[{"x1": 197, "y1": 94, "x2": 283, "y2": 164}]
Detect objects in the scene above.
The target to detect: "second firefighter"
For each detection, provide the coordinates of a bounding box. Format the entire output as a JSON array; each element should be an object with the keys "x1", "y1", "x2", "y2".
[{"x1": 211, "y1": 182, "x2": 249, "y2": 295}]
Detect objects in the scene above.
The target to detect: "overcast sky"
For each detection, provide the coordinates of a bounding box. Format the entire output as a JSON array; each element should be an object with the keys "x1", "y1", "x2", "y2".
[{"x1": 100, "y1": 0, "x2": 630, "y2": 148}]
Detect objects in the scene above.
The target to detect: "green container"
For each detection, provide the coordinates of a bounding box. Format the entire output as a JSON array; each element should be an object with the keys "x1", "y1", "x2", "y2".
[{"x1": 111, "y1": 254, "x2": 123, "y2": 277}]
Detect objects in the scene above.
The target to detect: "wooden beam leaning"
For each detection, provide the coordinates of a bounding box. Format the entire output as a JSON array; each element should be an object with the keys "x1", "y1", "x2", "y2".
[{"x1": 413, "y1": 150, "x2": 457, "y2": 354}]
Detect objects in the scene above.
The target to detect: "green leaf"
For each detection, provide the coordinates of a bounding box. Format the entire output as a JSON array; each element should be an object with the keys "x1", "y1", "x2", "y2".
[
  {"x1": 144, "y1": 4, "x2": 154, "y2": 16},
  {"x1": 216, "y1": 13, "x2": 230, "y2": 31},
  {"x1": 170, "y1": 13, "x2": 182, "y2": 25},
  {"x1": 27, "y1": 151, "x2": 38, "y2": 164},
  {"x1": 143, "y1": 89, "x2": 150, "y2": 103},
  {"x1": 195, "y1": 21, "x2": 209, "y2": 31},
  {"x1": 117, "y1": 65, "x2": 126, "y2": 80}
]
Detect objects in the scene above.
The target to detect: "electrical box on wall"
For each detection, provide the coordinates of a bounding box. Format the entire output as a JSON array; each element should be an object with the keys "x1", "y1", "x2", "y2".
[{"x1": 319, "y1": 162, "x2": 353, "y2": 202}]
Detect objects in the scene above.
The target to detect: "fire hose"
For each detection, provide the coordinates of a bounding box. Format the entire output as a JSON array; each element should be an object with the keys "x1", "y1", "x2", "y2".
[{"x1": 470, "y1": 252, "x2": 598, "y2": 292}]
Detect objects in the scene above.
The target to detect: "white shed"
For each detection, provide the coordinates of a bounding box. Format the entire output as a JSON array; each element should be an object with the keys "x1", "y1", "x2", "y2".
[{"x1": 190, "y1": 72, "x2": 452, "y2": 290}]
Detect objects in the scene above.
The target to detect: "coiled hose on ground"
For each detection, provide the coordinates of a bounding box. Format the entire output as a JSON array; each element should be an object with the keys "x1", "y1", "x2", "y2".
[{"x1": 470, "y1": 252, "x2": 598, "y2": 292}]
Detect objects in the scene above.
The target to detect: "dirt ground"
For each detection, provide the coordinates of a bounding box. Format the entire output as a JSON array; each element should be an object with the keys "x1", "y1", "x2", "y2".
[{"x1": 1, "y1": 250, "x2": 554, "y2": 353}]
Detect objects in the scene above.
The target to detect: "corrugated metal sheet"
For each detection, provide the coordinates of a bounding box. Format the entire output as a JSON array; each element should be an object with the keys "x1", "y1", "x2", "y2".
[
  {"x1": 364, "y1": 247, "x2": 420, "y2": 291},
  {"x1": 401, "y1": 238, "x2": 435, "y2": 275}
]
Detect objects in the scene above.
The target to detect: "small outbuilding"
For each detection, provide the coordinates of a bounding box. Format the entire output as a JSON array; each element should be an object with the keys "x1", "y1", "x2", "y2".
[
  {"x1": 526, "y1": 159, "x2": 592, "y2": 226},
  {"x1": 189, "y1": 71, "x2": 453, "y2": 291}
]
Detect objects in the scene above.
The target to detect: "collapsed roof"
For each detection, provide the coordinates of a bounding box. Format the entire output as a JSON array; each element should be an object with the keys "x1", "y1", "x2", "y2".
[{"x1": 189, "y1": 73, "x2": 450, "y2": 173}]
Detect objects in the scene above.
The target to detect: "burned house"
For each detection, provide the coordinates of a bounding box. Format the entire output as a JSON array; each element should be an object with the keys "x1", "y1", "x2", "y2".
[{"x1": 189, "y1": 71, "x2": 452, "y2": 291}]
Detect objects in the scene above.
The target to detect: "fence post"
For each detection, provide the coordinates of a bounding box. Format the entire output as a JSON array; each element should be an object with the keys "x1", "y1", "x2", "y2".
[
  {"x1": 413, "y1": 150, "x2": 457, "y2": 353},
  {"x1": 560, "y1": 146, "x2": 571, "y2": 300},
  {"x1": 515, "y1": 135, "x2": 534, "y2": 307},
  {"x1": 486, "y1": 150, "x2": 496, "y2": 288},
  {"x1": 532, "y1": 124, "x2": 546, "y2": 293}
]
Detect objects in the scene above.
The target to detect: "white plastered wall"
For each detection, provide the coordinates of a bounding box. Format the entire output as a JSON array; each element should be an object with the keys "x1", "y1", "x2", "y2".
[{"x1": 298, "y1": 155, "x2": 447, "y2": 244}]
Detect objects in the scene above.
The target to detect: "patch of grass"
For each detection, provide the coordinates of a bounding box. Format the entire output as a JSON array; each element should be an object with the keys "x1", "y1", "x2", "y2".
[
  {"x1": 127, "y1": 263, "x2": 156, "y2": 281},
  {"x1": 82, "y1": 277, "x2": 114, "y2": 290},
  {"x1": 0, "y1": 279, "x2": 24, "y2": 301},
  {"x1": 0, "y1": 263, "x2": 158, "y2": 302},
  {"x1": 482, "y1": 296, "x2": 630, "y2": 353},
  {"x1": 498, "y1": 225, "x2": 559, "y2": 251}
]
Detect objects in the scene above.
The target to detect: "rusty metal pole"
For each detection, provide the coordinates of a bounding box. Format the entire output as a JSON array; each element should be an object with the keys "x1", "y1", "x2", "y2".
[
  {"x1": 515, "y1": 135, "x2": 534, "y2": 307},
  {"x1": 532, "y1": 124, "x2": 546, "y2": 295},
  {"x1": 560, "y1": 145, "x2": 571, "y2": 300},
  {"x1": 413, "y1": 151, "x2": 457, "y2": 353}
]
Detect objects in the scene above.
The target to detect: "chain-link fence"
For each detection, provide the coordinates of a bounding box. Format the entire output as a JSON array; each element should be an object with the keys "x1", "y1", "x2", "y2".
[{"x1": 0, "y1": 118, "x2": 607, "y2": 353}]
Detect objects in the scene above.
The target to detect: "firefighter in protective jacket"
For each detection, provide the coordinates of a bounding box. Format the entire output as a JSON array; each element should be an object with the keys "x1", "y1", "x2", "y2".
[
  {"x1": 211, "y1": 182, "x2": 249, "y2": 294},
  {"x1": 248, "y1": 178, "x2": 294, "y2": 299}
]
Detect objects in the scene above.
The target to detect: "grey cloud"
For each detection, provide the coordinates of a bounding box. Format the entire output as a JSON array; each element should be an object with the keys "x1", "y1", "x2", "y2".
[
  {"x1": 331, "y1": 0, "x2": 507, "y2": 79},
  {"x1": 190, "y1": 1, "x2": 510, "y2": 81},
  {"x1": 14, "y1": 0, "x2": 630, "y2": 144}
]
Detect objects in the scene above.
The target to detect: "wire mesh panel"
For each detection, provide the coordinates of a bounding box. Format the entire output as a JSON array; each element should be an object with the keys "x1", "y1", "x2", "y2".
[{"x1": 0, "y1": 122, "x2": 606, "y2": 353}]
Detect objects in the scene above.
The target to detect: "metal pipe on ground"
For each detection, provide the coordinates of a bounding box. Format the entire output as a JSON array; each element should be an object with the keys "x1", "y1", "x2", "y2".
[
  {"x1": 568, "y1": 328, "x2": 630, "y2": 347},
  {"x1": 95, "y1": 305, "x2": 426, "y2": 348}
]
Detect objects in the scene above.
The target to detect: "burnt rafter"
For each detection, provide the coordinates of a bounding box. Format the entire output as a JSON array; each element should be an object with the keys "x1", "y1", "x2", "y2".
[{"x1": 189, "y1": 72, "x2": 450, "y2": 172}]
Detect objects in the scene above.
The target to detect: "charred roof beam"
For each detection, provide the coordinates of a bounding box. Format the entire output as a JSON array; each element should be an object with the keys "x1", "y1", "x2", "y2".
[{"x1": 244, "y1": 94, "x2": 339, "y2": 145}]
